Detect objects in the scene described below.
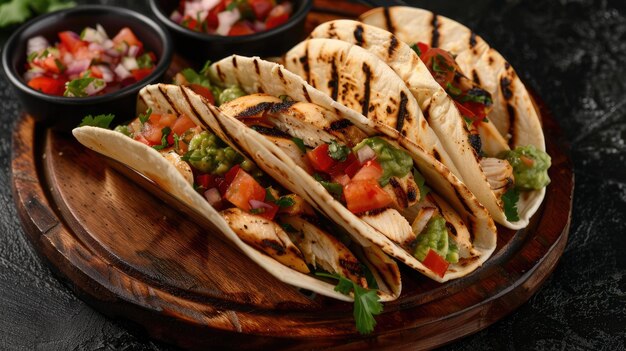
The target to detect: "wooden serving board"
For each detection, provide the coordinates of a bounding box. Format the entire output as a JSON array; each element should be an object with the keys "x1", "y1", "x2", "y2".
[{"x1": 11, "y1": 2, "x2": 573, "y2": 350}]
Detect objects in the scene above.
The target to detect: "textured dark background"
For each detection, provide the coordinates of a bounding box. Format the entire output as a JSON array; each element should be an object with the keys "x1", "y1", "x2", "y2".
[{"x1": 1, "y1": 0, "x2": 625, "y2": 350}]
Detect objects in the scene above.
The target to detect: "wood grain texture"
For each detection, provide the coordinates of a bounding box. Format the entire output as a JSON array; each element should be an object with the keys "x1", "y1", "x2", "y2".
[{"x1": 10, "y1": 2, "x2": 573, "y2": 350}]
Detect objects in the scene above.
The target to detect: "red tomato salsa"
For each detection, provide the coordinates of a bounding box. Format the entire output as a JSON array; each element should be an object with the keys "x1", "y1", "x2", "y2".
[
  {"x1": 170, "y1": 0, "x2": 293, "y2": 36},
  {"x1": 24, "y1": 25, "x2": 157, "y2": 97}
]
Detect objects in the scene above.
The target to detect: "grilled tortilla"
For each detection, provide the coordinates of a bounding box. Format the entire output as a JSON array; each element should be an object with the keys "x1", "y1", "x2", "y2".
[
  {"x1": 203, "y1": 56, "x2": 496, "y2": 282},
  {"x1": 72, "y1": 85, "x2": 402, "y2": 303},
  {"x1": 285, "y1": 30, "x2": 547, "y2": 229}
]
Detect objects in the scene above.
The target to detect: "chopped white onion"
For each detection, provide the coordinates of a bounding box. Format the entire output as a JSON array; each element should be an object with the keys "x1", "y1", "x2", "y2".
[
  {"x1": 95, "y1": 65, "x2": 114, "y2": 82},
  {"x1": 88, "y1": 42, "x2": 104, "y2": 52},
  {"x1": 27, "y1": 36, "x2": 49, "y2": 56},
  {"x1": 170, "y1": 10, "x2": 183, "y2": 23},
  {"x1": 103, "y1": 39, "x2": 114, "y2": 50},
  {"x1": 356, "y1": 145, "x2": 376, "y2": 163},
  {"x1": 24, "y1": 69, "x2": 44, "y2": 82},
  {"x1": 81, "y1": 27, "x2": 106, "y2": 44},
  {"x1": 249, "y1": 199, "x2": 273, "y2": 210},
  {"x1": 127, "y1": 45, "x2": 140, "y2": 58},
  {"x1": 65, "y1": 59, "x2": 91, "y2": 75},
  {"x1": 216, "y1": 8, "x2": 241, "y2": 36},
  {"x1": 204, "y1": 188, "x2": 221, "y2": 206},
  {"x1": 121, "y1": 56, "x2": 138, "y2": 71},
  {"x1": 114, "y1": 64, "x2": 131, "y2": 80},
  {"x1": 84, "y1": 79, "x2": 106, "y2": 96},
  {"x1": 253, "y1": 20, "x2": 266, "y2": 32},
  {"x1": 96, "y1": 24, "x2": 109, "y2": 40}
]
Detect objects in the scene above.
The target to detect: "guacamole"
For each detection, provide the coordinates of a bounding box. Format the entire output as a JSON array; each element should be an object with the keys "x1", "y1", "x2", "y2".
[
  {"x1": 502, "y1": 145, "x2": 551, "y2": 190},
  {"x1": 354, "y1": 137, "x2": 414, "y2": 186},
  {"x1": 184, "y1": 131, "x2": 243, "y2": 175},
  {"x1": 412, "y1": 215, "x2": 459, "y2": 264},
  {"x1": 218, "y1": 86, "x2": 246, "y2": 105}
]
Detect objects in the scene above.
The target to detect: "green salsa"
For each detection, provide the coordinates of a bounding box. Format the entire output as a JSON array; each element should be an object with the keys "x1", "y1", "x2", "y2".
[
  {"x1": 353, "y1": 137, "x2": 414, "y2": 186},
  {"x1": 412, "y1": 216, "x2": 459, "y2": 264},
  {"x1": 502, "y1": 145, "x2": 551, "y2": 190}
]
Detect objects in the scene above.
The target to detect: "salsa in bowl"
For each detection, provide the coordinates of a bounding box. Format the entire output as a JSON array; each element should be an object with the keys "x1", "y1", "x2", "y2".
[{"x1": 2, "y1": 5, "x2": 172, "y2": 130}]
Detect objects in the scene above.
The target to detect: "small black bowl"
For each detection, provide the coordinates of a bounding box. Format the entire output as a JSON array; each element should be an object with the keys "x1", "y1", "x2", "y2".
[
  {"x1": 1, "y1": 5, "x2": 173, "y2": 131},
  {"x1": 149, "y1": 0, "x2": 312, "y2": 62}
]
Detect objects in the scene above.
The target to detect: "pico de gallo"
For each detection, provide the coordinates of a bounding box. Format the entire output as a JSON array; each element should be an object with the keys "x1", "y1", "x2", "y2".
[
  {"x1": 412, "y1": 42, "x2": 493, "y2": 124},
  {"x1": 24, "y1": 25, "x2": 157, "y2": 97},
  {"x1": 170, "y1": 0, "x2": 293, "y2": 36}
]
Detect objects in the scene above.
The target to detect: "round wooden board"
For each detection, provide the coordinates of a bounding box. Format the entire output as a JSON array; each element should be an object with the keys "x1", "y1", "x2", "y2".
[{"x1": 11, "y1": 2, "x2": 573, "y2": 350}]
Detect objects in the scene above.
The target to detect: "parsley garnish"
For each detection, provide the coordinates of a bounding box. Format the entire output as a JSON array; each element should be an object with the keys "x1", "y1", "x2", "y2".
[
  {"x1": 64, "y1": 74, "x2": 103, "y2": 97},
  {"x1": 292, "y1": 137, "x2": 306, "y2": 154},
  {"x1": 412, "y1": 169, "x2": 430, "y2": 201},
  {"x1": 316, "y1": 272, "x2": 383, "y2": 335},
  {"x1": 502, "y1": 187, "x2": 520, "y2": 222},
  {"x1": 328, "y1": 140, "x2": 350, "y2": 162},
  {"x1": 410, "y1": 43, "x2": 421, "y2": 56},
  {"x1": 79, "y1": 113, "x2": 115, "y2": 128},
  {"x1": 138, "y1": 107, "x2": 152, "y2": 124},
  {"x1": 152, "y1": 127, "x2": 171, "y2": 150}
]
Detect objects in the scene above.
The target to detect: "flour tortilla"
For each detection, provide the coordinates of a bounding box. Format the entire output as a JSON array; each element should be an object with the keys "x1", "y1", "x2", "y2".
[
  {"x1": 302, "y1": 22, "x2": 543, "y2": 229},
  {"x1": 72, "y1": 85, "x2": 402, "y2": 302},
  {"x1": 206, "y1": 56, "x2": 497, "y2": 282}
]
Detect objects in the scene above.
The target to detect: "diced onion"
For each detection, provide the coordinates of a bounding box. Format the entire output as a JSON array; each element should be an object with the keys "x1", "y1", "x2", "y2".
[
  {"x1": 82, "y1": 27, "x2": 106, "y2": 44},
  {"x1": 114, "y1": 64, "x2": 131, "y2": 80},
  {"x1": 84, "y1": 79, "x2": 106, "y2": 96},
  {"x1": 127, "y1": 45, "x2": 140, "y2": 58},
  {"x1": 170, "y1": 10, "x2": 183, "y2": 23},
  {"x1": 204, "y1": 188, "x2": 221, "y2": 206},
  {"x1": 24, "y1": 69, "x2": 44, "y2": 82},
  {"x1": 253, "y1": 20, "x2": 266, "y2": 32},
  {"x1": 103, "y1": 39, "x2": 114, "y2": 50},
  {"x1": 88, "y1": 42, "x2": 104, "y2": 52},
  {"x1": 95, "y1": 65, "x2": 114, "y2": 82},
  {"x1": 65, "y1": 59, "x2": 91, "y2": 75},
  {"x1": 121, "y1": 57, "x2": 138, "y2": 71},
  {"x1": 27, "y1": 36, "x2": 49, "y2": 56},
  {"x1": 216, "y1": 8, "x2": 241, "y2": 35},
  {"x1": 249, "y1": 199, "x2": 273, "y2": 210},
  {"x1": 356, "y1": 145, "x2": 376, "y2": 163},
  {"x1": 96, "y1": 24, "x2": 109, "y2": 40}
]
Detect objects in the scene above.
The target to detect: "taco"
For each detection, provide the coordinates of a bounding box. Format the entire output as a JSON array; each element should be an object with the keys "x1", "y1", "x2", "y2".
[
  {"x1": 201, "y1": 55, "x2": 496, "y2": 282},
  {"x1": 284, "y1": 32, "x2": 549, "y2": 229},
  {"x1": 72, "y1": 85, "x2": 404, "y2": 334},
  {"x1": 357, "y1": 9, "x2": 551, "y2": 226}
]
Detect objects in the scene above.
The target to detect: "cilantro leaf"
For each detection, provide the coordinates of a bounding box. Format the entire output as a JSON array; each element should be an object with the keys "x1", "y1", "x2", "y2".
[
  {"x1": 410, "y1": 43, "x2": 421, "y2": 56},
  {"x1": 64, "y1": 74, "x2": 104, "y2": 97},
  {"x1": 315, "y1": 272, "x2": 383, "y2": 334},
  {"x1": 199, "y1": 60, "x2": 212, "y2": 76},
  {"x1": 226, "y1": 1, "x2": 237, "y2": 11},
  {"x1": 319, "y1": 180, "x2": 343, "y2": 201},
  {"x1": 138, "y1": 107, "x2": 152, "y2": 124},
  {"x1": 292, "y1": 137, "x2": 306, "y2": 154},
  {"x1": 181, "y1": 68, "x2": 212, "y2": 88},
  {"x1": 460, "y1": 87, "x2": 493, "y2": 106},
  {"x1": 445, "y1": 82, "x2": 462, "y2": 97},
  {"x1": 502, "y1": 187, "x2": 520, "y2": 222},
  {"x1": 79, "y1": 113, "x2": 115, "y2": 128},
  {"x1": 136, "y1": 53, "x2": 154, "y2": 69},
  {"x1": 328, "y1": 140, "x2": 350, "y2": 162},
  {"x1": 152, "y1": 127, "x2": 171, "y2": 151},
  {"x1": 264, "y1": 188, "x2": 277, "y2": 202},
  {"x1": 275, "y1": 196, "x2": 295, "y2": 208}
]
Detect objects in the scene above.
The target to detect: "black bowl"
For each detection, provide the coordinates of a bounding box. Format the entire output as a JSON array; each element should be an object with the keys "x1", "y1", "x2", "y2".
[
  {"x1": 1, "y1": 5, "x2": 173, "y2": 131},
  {"x1": 149, "y1": 0, "x2": 312, "y2": 62}
]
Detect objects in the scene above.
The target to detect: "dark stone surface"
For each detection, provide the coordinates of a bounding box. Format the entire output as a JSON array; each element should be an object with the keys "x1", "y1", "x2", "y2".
[{"x1": 0, "y1": 0, "x2": 624, "y2": 349}]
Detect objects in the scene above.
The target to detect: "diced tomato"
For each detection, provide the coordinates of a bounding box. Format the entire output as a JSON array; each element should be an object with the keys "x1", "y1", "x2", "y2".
[
  {"x1": 520, "y1": 155, "x2": 535, "y2": 167},
  {"x1": 327, "y1": 153, "x2": 357, "y2": 177},
  {"x1": 420, "y1": 47, "x2": 457, "y2": 87},
  {"x1": 196, "y1": 174, "x2": 219, "y2": 189},
  {"x1": 139, "y1": 122, "x2": 163, "y2": 145},
  {"x1": 133, "y1": 133, "x2": 152, "y2": 146},
  {"x1": 206, "y1": 1, "x2": 227, "y2": 29},
  {"x1": 58, "y1": 31, "x2": 86, "y2": 54},
  {"x1": 182, "y1": 16, "x2": 200, "y2": 31},
  {"x1": 454, "y1": 101, "x2": 477, "y2": 120},
  {"x1": 344, "y1": 180, "x2": 393, "y2": 213},
  {"x1": 188, "y1": 84, "x2": 215, "y2": 104},
  {"x1": 113, "y1": 28, "x2": 143, "y2": 50},
  {"x1": 130, "y1": 68, "x2": 154, "y2": 82},
  {"x1": 229, "y1": 22, "x2": 255, "y2": 36},
  {"x1": 27, "y1": 76, "x2": 66, "y2": 96},
  {"x1": 307, "y1": 144, "x2": 337, "y2": 172},
  {"x1": 224, "y1": 168, "x2": 266, "y2": 211},
  {"x1": 40, "y1": 56, "x2": 63, "y2": 74},
  {"x1": 461, "y1": 100, "x2": 488, "y2": 121},
  {"x1": 422, "y1": 249, "x2": 449, "y2": 278},
  {"x1": 265, "y1": 3, "x2": 291, "y2": 30},
  {"x1": 416, "y1": 42, "x2": 430, "y2": 57},
  {"x1": 352, "y1": 160, "x2": 384, "y2": 182},
  {"x1": 344, "y1": 158, "x2": 362, "y2": 179},
  {"x1": 90, "y1": 65, "x2": 103, "y2": 78},
  {"x1": 157, "y1": 113, "x2": 178, "y2": 128},
  {"x1": 171, "y1": 114, "x2": 197, "y2": 136},
  {"x1": 249, "y1": 0, "x2": 274, "y2": 20},
  {"x1": 225, "y1": 165, "x2": 241, "y2": 184},
  {"x1": 255, "y1": 202, "x2": 279, "y2": 220}
]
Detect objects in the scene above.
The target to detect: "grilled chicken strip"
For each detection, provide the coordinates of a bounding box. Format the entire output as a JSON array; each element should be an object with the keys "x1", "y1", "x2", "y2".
[
  {"x1": 262, "y1": 135, "x2": 314, "y2": 174},
  {"x1": 221, "y1": 208, "x2": 310, "y2": 273},
  {"x1": 383, "y1": 174, "x2": 420, "y2": 211},
  {"x1": 280, "y1": 216, "x2": 367, "y2": 287},
  {"x1": 480, "y1": 157, "x2": 514, "y2": 197},
  {"x1": 360, "y1": 208, "x2": 415, "y2": 246},
  {"x1": 160, "y1": 149, "x2": 194, "y2": 185}
]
